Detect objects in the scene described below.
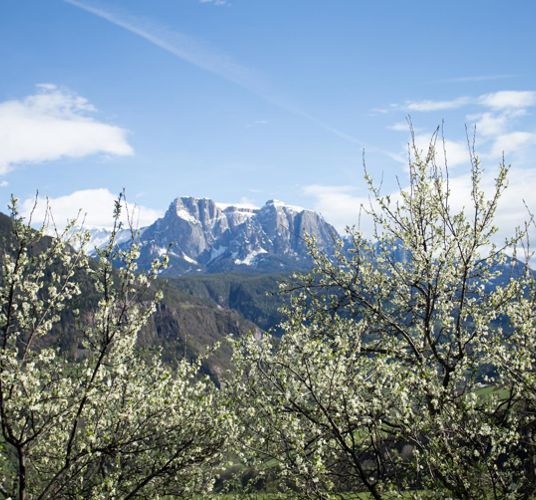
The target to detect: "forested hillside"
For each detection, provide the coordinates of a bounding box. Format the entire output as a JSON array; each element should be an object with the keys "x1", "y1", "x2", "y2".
[{"x1": 0, "y1": 211, "x2": 261, "y2": 380}]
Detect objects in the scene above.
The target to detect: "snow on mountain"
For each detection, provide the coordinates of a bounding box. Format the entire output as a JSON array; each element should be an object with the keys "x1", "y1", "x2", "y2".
[
  {"x1": 74, "y1": 227, "x2": 135, "y2": 254},
  {"x1": 85, "y1": 196, "x2": 339, "y2": 275},
  {"x1": 234, "y1": 248, "x2": 268, "y2": 266}
]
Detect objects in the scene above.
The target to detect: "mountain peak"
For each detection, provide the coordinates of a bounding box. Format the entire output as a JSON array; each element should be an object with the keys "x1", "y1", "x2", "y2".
[
  {"x1": 170, "y1": 196, "x2": 218, "y2": 209},
  {"x1": 91, "y1": 195, "x2": 339, "y2": 275},
  {"x1": 166, "y1": 197, "x2": 222, "y2": 224}
]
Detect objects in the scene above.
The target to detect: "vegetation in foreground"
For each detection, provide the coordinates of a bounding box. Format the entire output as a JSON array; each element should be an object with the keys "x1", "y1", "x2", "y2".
[
  {"x1": 0, "y1": 198, "x2": 233, "y2": 498},
  {"x1": 1, "y1": 131, "x2": 536, "y2": 497},
  {"x1": 229, "y1": 133, "x2": 536, "y2": 498}
]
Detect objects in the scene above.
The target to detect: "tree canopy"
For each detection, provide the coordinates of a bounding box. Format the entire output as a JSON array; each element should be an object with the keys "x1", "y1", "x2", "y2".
[
  {"x1": 0, "y1": 197, "x2": 233, "y2": 499},
  {"x1": 230, "y1": 132, "x2": 536, "y2": 498}
]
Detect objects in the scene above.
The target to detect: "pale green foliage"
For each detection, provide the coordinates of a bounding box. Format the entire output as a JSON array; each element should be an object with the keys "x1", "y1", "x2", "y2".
[
  {"x1": 0, "y1": 196, "x2": 231, "y2": 499},
  {"x1": 230, "y1": 131, "x2": 536, "y2": 498}
]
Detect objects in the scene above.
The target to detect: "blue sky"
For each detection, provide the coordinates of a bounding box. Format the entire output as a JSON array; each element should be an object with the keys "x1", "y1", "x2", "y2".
[{"x1": 1, "y1": 0, "x2": 536, "y2": 235}]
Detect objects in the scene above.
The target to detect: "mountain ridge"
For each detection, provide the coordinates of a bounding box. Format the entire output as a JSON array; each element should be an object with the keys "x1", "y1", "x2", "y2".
[{"x1": 87, "y1": 196, "x2": 340, "y2": 276}]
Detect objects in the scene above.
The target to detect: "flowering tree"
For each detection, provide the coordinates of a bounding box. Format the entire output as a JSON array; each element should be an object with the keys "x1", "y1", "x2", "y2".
[
  {"x1": 230, "y1": 131, "x2": 535, "y2": 498},
  {"x1": 0, "y1": 196, "x2": 231, "y2": 499}
]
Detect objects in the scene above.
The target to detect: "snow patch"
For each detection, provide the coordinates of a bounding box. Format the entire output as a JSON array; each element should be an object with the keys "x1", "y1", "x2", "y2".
[
  {"x1": 82, "y1": 227, "x2": 135, "y2": 255},
  {"x1": 234, "y1": 248, "x2": 268, "y2": 266},
  {"x1": 182, "y1": 253, "x2": 198, "y2": 265},
  {"x1": 176, "y1": 208, "x2": 199, "y2": 224}
]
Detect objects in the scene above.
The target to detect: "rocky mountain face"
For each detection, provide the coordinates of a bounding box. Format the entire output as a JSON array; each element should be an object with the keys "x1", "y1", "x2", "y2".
[{"x1": 90, "y1": 197, "x2": 340, "y2": 276}]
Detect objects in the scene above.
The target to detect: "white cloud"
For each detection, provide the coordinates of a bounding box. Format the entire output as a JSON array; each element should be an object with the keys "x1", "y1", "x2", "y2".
[
  {"x1": 466, "y1": 112, "x2": 510, "y2": 137},
  {"x1": 0, "y1": 85, "x2": 133, "y2": 173},
  {"x1": 441, "y1": 167, "x2": 536, "y2": 244},
  {"x1": 478, "y1": 91, "x2": 536, "y2": 110},
  {"x1": 399, "y1": 91, "x2": 536, "y2": 114},
  {"x1": 466, "y1": 108, "x2": 528, "y2": 137},
  {"x1": 302, "y1": 185, "x2": 370, "y2": 233},
  {"x1": 489, "y1": 131, "x2": 536, "y2": 158},
  {"x1": 21, "y1": 188, "x2": 162, "y2": 230},
  {"x1": 405, "y1": 97, "x2": 470, "y2": 112},
  {"x1": 304, "y1": 165, "x2": 536, "y2": 245},
  {"x1": 389, "y1": 91, "x2": 536, "y2": 171}
]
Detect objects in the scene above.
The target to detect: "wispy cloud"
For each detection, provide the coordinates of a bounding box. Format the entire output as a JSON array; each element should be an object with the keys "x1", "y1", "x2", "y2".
[
  {"x1": 478, "y1": 90, "x2": 536, "y2": 109},
  {"x1": 199, "y1": 0, "x2": 229, "y2": 6},
  {"x1": 65, "y1": 0, "x2": 256, "y2": 89},
  {"x1": 64, "y1": 0, "x2": 363, "y2": 146},
  {"x1": 405, "y1": 97, "x2": 471, "y2": 112},
  {"x1": 387, "y1": 121, "x2": 411, "y2": 132},
  {"x1": 398, "y1": 91, "x2": 536, "y2": 114},
  {"x1": 387, "y1": 90, "x2": 536, "y2": 163},
  {"x1": 246, "y1": 119, "x2": 269, "y2": 129},
  {"x1": 432, "y1": 74, "x2": 519, "y2": 84},
  {"x1": 0, "y1": 84, "x2": 132, "y2": 174}
]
